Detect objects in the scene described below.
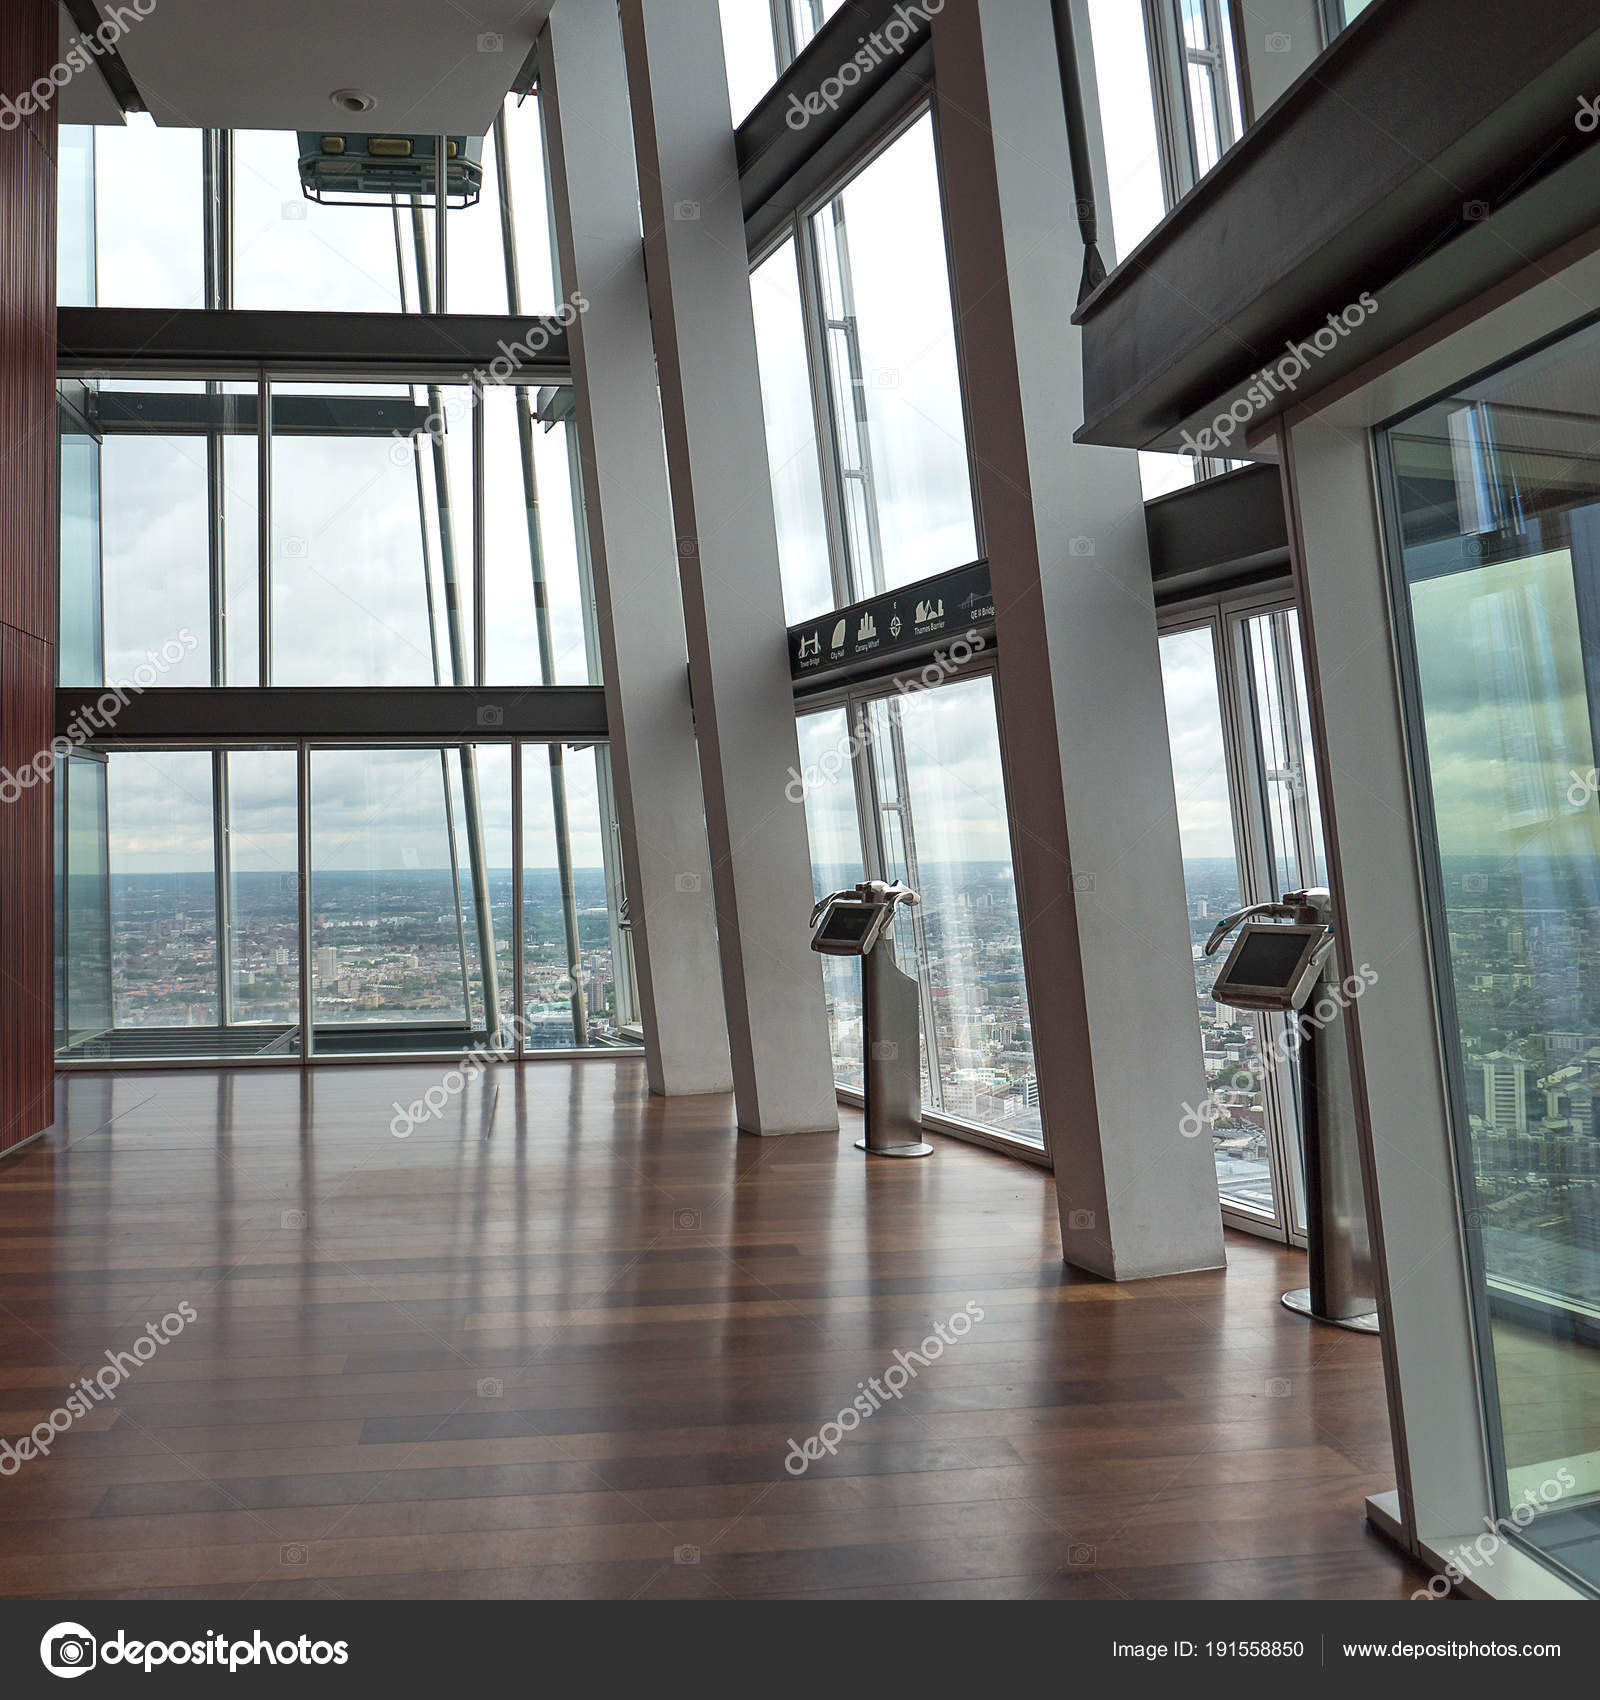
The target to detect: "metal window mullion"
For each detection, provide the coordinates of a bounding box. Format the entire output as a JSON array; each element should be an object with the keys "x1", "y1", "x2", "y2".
[
  {"x1": 511, "y1": 740, "x2": 525, "y2": 1055},
  {"x1": 257, "y1": 373, "x2": 271, "y2": 686},
  {"x1": 214, "y1": 749, "x2": 232, "y2": 1028},
  {"x1": 472, "y1": 387, "x2": 486, "y2": 686},
  {"x1": 297, "y1": 740, "x2": 312, "y2": 1061},
  {"x1": 793, "y1": 216, "x2": 858, "y2": 608},
  {"x1": 435, "y1": 136, "x2": 448, "y2": 313}
]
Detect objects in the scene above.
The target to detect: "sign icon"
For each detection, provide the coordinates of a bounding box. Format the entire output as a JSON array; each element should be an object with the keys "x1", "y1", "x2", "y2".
[
  {"x1": 857, "y1": 612, "x2": 877, "y2": 643},
  {"x1": 798, "y1": 631, "x2": 821, "y2": 660},
  {"x1": 830, "y1": 618, "x2": 847, "y2": 650},
  {"x1": 889, "y1": 613, "x2": 902, "y2": 639},
  {"x1": 914, "y1": 597, "x2": 945, "y2": 623}
]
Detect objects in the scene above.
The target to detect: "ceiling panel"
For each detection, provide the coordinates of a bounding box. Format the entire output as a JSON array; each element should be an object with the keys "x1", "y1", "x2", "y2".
[
  {"x1": 104, "y1": 0, "x2": 555, "y2": 134},
  {"x1": 57, "y1": 3, "x2": 127, "y2": 126}
]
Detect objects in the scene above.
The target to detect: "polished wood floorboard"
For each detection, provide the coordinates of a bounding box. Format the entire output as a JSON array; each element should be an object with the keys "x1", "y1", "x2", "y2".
[{"x1": 0, "y1": 1063, "x2": 1430, "y2": 1600}]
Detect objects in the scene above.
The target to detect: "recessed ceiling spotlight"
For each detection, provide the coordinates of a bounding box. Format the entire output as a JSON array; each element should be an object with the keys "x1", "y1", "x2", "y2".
[{"x1": 330, "y1": 88, "x2": 376, "y2": 114}]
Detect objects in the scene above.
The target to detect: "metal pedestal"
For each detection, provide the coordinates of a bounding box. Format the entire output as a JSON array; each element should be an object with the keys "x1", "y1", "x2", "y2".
[
  {"x1": 1286, "y1": 995, "x2": 1379, "y2": 1332},
  {"x1": 856, "y1": 943, "x2": 932, "y2": 1158}
]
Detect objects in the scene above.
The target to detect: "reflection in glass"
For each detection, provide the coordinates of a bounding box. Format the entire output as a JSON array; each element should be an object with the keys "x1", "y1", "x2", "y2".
[
  {"x1": 797, "y1": 707, "x2": 866, "y2": 1088},
  {"x1": 225, "y1": 750, "x2": 299, "y2": 1027},
  {"x1": 751, "y1": 239, "x2": 834, "y2": 625},
  {"x1": 107, "y1": 752, "x2": 218, "y2": 1028},
  {"x1": 1157, "y1": 626, "x2": 1275, "y2": 1215},
  {"x1": 59, "y1": 431, "x2": 103, "y2": 690},
  {"x1": 868, "y1": 676, "x2": 1042, "y2": 1146},
  {"x1": 1384, "y1": 324, "x2": 1600, "y2": 1587},
  {"x1": 811, "y1": 115, "x2": 977, "y2": 596},
  {"x1": 271, "y1": 386, "x2": 474, "y2": 687},
  {"x1": 62, "y1": 757, "x2": 112, "y2": 1050}
]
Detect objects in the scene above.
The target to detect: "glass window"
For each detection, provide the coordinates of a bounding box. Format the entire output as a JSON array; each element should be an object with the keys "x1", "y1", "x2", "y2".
[
  {"x1": 224, "y1": 750, "x2": 300, "y2": 1029},
  {"x1": 796, "y1": 705, "x2": 867, "y2": 1089},
  {"x1": 84, "y1": 120, "x2": 205, "y2": 309},
  {"x1": 99, "y1": 432, "x2": 211, "y2": 687},
  {"x1": 58, "y1": 127, "x2": 95, "y2": 307},
  {"x1": 1158, "y1": 626, "x2": 1271, "y2": 1215},
  {"x1": 61, "y1": 756, "x2": 112, "y2": 1051},
  {"x1": 309, "y1": 746, "x2": 510, "y2": 1048},
  {"x1": 789, "y1": 0, "x2": 845, "y2": 52},
  {"x1": 1382, "y1": 321, "x2": 1600, "y2": 1589},
  {"x1": 718, "y1": 0, "x2": 780, "y2": 124},
  {"x1": 59, "y1": 428, "x2": 103, "y2": 690},
  {"x1": 106, "y1": 751, "x2": 219, "y2": 1029},
  {"x1": 522, "y1": 745, "x2": 637, "y2": 1048},
  {"x1": 810, "y1": 114, "x2": 977, "y2": 598},
  {"x1": 751, "y1": 238, "x2": 834, "y2": 625},
  {"x1": 269, "y1": 384, "x2": 474, "y2": 687},
  {"x1": 866, "y1": 674, "x2": 1042, "y2": 1146},
  {"x1": 1086, "y1": 0, "x2": 1168, "y2": 260}
]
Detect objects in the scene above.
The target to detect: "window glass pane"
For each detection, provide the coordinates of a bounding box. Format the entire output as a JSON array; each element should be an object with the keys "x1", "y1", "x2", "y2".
[
  {"x1": 447, "y1": 101, "x2": 558, "y2": 316},
  {"x1": 1086, "y1": 0, "x2": 1167, "y2": 260},
  {"x1": 309, "y1": 746, "x2": 510, "y2": 1046},
  {"x1": 270, "y1": 384, "x2": 474, "y2": 686},
  {"x1": 751, "y1": 238, "x2": 833, "y2": 625},
  {"x1": 225, "y1": 750, "x2": 300, "y2": 1028},
  {"x1": 796, "y1": 706, "x2": 866, "y2": 1089},
  {"x1": 63, "y1": 757, "x2": 112, "y2": 1049},
  {"x1": 107, "y1": 751, "x2": 218, "y2": 1028},
  {"x1": 811, "y1": 115, "x2": 977, "y2": 596},
  {"x1": 718, "y1": 0, "x2": 779, "y2": 123},
  {"x1": 100, "y1": 434, "x2": 211, "y2": 687},
  {"x1": 522, "y1": 745, "x2": 639, "y2": 1048},
  {"x1": 482, "y1": 398, "x2": 596, "y2": 686},
  {"x1": 59, "y1": 430, "x2": 103, "y2": 689},
  {"x1": 83, "y1": 121, "x2": 204, "y2": 308},
  {"x1": 868, "y1": 675, "x2": 1042, "y2": 1145},
  {"x1": 232, "y1": 131, "x2": 416, "y2": 313},
  {"x1": 1383, "y1": 325, "x2": 1600, "y2": 1588},
  {"x1": 58, "y1": 127, "x2": 95, "y2": 307},
  {"x1": 1187, "y1": 60, "x2": 1222, "y2": 176},
  {"x1": 1158, "y1": 627, "x2": 1278, "y2": 1215},
  {"x1": 789, "y1": 0, "x2": 845, "y2": 52}
]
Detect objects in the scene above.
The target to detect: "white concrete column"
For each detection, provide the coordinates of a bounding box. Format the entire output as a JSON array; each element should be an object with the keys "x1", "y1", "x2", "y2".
[
  {"x1": 933, "y1": 0, "x2": 1225, "y2": 1277},
  {"x1": 612, "y1": 0, "x2": 838, "y2": 1136},
  {"x1": 541, "y1": 0, "x2": 732, "y2": 1096}
]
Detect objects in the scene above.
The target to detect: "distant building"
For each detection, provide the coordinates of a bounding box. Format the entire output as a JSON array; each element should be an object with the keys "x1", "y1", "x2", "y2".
[{"x1": 1482, "y1": 1053, "x2": 1529, "y2": 1133}]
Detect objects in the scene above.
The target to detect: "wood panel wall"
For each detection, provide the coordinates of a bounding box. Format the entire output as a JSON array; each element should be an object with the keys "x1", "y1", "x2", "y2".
[{"x1": 0, "y1": 0, "x2": 60, "y2": 1154}]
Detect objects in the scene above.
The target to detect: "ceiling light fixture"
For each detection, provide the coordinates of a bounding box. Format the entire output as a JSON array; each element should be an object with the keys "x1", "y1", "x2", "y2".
[{"x1": 330, "y1": 88, "x2": 376, "y2": 114}]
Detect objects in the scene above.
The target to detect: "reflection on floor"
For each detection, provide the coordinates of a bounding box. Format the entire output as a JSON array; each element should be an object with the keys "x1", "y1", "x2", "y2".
[{"x1": 0, "y1": 1063, "x2": 1428, "y2": 1601}]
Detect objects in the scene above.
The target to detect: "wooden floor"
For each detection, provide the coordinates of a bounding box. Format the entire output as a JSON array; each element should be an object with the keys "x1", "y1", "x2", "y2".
[{"x1": 0, "y1": 1062, "x2": 1429, "y2": 1600}]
